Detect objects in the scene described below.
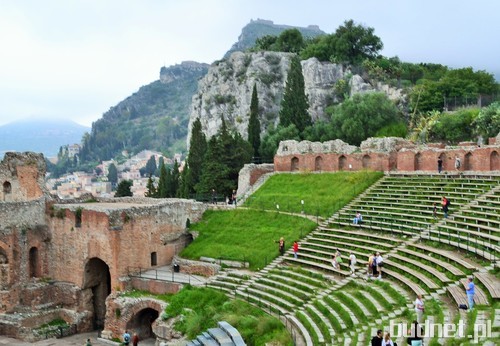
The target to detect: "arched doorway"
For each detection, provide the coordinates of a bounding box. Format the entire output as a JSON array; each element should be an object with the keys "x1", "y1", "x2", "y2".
[
  {"x1": 84, "y1": 258, "x2": 111, "y2": 330},
  {"x1": 291, "y1": 157, "x2": 299, "y2": 171},
  {"x1": 2, "y1": 181, "x2": 11, "y2": 194},
  {"x1": 126, "y1": 308, "x2": 160, "y2": 340},
  {"x1": 414, "y1": 153, "x2": 422, "y2": 171},
  {"x1": 315, "y1": 156, "x2": 323, "y2": 171},
  {"x1": 338, "y1": 155, "x2": 347, "y2": 171},
  {"x1": 464, "y1": 152, "x2": 473, "y2": 171},
  {"x1": 362, "y1": 155, "x2": 371, "y2": 169},
  {"x1": 439, "y1": 153, "x2": 447, "y2": 172},
  {"x1": 0, "y1": 247, "x2": 9, "y2": 290},
  {"x1": 491, "y1": 151, "x2": 499, "y2": 171},
  {"x1": 29, "y1": 247, "x2": 40, "y2": 278}
]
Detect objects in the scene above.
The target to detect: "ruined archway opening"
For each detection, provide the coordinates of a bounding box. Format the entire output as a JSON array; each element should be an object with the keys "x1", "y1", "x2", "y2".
[
  {"x1": 491, "y1": 151, "x2": 499, "y2": 170},
  {"x1": 362, "y1": 155, "x2": 371, "y2": 169},
  {"x1": 126, "y1": 308, "x2": 159, "y2": 340},
  {"x1": 3, "y1": 181, "x2": 11, "y2": 194},
  {"x1": 84, "y1": 257, "x2": 111, "y2": 331},
  {"x1": 29, "y1": 247, "x2": 40, "y2": 278},
  {"x1": 0, "y1": 248, "x2": 9, "y2": 290},
  {"x1": 291, "y1": 157, "x2": 299, "y2": 171},
  {"x1": 314, "y1": 156, "x2": 323, "y2": 171},
  {"x1": 150, "y1": 252, "x2": 157, "y2": 266},
  {"x1": 414, "y1": 153, "x2": 422, "y2": 171},
  {"x1": 464, "y1": 152, "x2": 473, "y2": 171},
  {"x1": 338, "y1": 155, "x2": 347, "y2": 171}
]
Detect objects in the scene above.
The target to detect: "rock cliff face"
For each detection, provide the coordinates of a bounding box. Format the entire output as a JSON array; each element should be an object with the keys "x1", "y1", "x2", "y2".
[{"x1": 187, "y1": 52, "x2": 406, "y2": 147}]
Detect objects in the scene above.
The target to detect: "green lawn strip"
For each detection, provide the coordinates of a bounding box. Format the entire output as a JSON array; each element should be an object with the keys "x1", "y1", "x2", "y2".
[
  {"x1": 268, "y1": 269, "x2": 326, "y2": 290},
  {"x1": 243, "y1": 171, "x2": 384, "y2": 218},
  {"x1": 254, "y1": 278, "x2": 310, "y2": 301},
  {"x1": 312, "y1": 299, "x2": 343, "y2": 332},
  {"x1": 324, "y1": 296, "x2": 354, "y2": 328},
  {"x1": 181, "y1": 209, "x2": 316, "y2": 270},
  {"x1": 351, "y1": 290, "x2": 379, "y2": 316},
  {"x1": 333, "y1": 291, "x2": 368, "y2": 323},
  {"x1": 295, "y1": 310, "x2": 321, "y2": 346},
  {"x1": 148, "y1": 286, "x2": 292, "y2": 345},
  {"x1": 304, "y1": 305, "x2": 331, "y2": 344},
  {"x1": 361, "y1": 284, "x2": 394, "y2": 310},
  {"x1": 372, "y1": 280, "x2": 408, "y2": 306},
  {"x1": 264, "y1": 274, "x2": 317, "y2": 294}
]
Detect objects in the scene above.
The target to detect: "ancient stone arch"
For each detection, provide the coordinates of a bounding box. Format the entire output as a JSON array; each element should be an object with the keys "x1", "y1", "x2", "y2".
[
  {"x1": 0, "y1": 246, "x2": 9, "y2": 290},
  {"x1": 126, "y1": 307, "x2": 160, "y2": 340},
  {"x1": 315, "y1": 156, "x2": 323, "y2": 171},
  {"x1": 291, "y1": 157, "x2": 299, "y2": 171},
  {"x1": 29, "y1": 247, "x2": 40, "y2": 278},
  {"x1": 464, "y1": 152, "x2": 473, "y2": 171},
  {"x1": 2, "y1": 181, "x2": 11, "y2": 194},
  {"x1": 414, "y1": 152, "x2": 422, "y2": 171},
  {"x1": 84, "y1": 257, "x2": 111, "y2": 330},
  {"x1": 362, "y1": 155, "x2": 371, "y2": 169},
  {"x1": 439, "y1": 153, "x2": 447, "y2": 171},
  {"x1": 491, "y1": 151, "x2": 500, "y2": 170},
  {"x1": 338, "y1": 155, "x2": 347, "y2": 171}
]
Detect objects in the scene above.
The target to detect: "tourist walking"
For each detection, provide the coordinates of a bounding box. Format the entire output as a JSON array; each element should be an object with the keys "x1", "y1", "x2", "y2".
[
  {"x1": 123, "y1": 330, "x2": 131, "y2": 346},
  {"x1": 382, "y1": 332, "x2": 395, "y2": 346},
  {"x1": 465, "y1": 277, "x2": 475, "y2": 311},
  {"x1": 276, "y1": 237, "x2": 285, "y2": 256},
  {"x1": 437, "y1": 157, "x2": 443, "y2": 173},
  {"x1": 455, "y1": 156, "x2": 461, "y2": 170},
  {"x1": 441, "y1": 196, "x2": 449, "y2": 219},
  {"x1": 375, "y1": 252, "x2": 384, "y2": 279},
  {"x1": 293, "y1": 240, "x2": 299, "y2": 259},
  {"x1": 132, "y1": 332, "x2": 139, "y2": 346},
  {"x1": 414, "y1": 294, "x2": 425, "y2": 323},
  {"x1": 371, "y1": 329, "x2": 383, "y2": 346},
  {"x1": 349, "y1": 252, "x2": 357, "y2": 275}
]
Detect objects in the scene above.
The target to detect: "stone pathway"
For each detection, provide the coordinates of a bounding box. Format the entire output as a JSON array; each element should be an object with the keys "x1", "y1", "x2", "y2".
[{"x1": 0, "y1": 332, "x2": 156, "y2": 346}]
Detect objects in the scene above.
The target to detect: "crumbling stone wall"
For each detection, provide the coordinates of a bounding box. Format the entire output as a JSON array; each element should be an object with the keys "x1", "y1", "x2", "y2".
[
  {"x1": 274, "y1": 138, "x2": 500, "y2": 173},
  {"x1": 0, "y1": 152, "x2": 46, "y2": 202}
]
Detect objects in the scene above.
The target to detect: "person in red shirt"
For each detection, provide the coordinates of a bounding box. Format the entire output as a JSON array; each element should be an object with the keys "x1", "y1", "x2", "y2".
[
  {"x1": 132, "y1": 332, "x2": 139, "y2": 346},
  {"x1": 293, "y1": 241, "x2": 299, "y2": 258}
]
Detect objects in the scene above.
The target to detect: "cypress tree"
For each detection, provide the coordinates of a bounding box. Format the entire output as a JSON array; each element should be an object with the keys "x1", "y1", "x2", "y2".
[
  {"x1": 157, "y1": 164, "x2": 168, "y2": 198},
  {"x1": 186, "y1": 118, "x2": 207, "y2": 194},
  {"x1": 279, "y1": 55, "x2": 311, "y2": 134},
  {"x1": 145, "y1": 175, "x2": 157, "y2": 197},
  {"x1": 248, "y1": 83, "x2": 261, "y2": 159}
]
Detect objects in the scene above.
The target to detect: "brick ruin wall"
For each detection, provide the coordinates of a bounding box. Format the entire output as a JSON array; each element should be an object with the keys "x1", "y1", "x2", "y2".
[
  {"x1": 0, "y1": 153, "x2": 209, "y2": 340},
  {"x1": 273, "y1": 138, "x2": 500, "y2": 173}
]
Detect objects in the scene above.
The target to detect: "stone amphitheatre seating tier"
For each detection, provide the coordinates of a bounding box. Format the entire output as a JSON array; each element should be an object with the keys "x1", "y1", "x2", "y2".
[
  {"x1": 447, "y1": 284, "x2": 489, "y2": 308},
  {"x1": 397, "y1": 247, "x2": 465, "y2": 276},
  {"x1": 388, "y1": 252, "x2": 453, "y2": 283},
  {"x1": 409, "y1": 243, "x2": 478, "y2": 271},
  {"x1": 473, "y1": 272, "x2": 500, "y2": 299}
]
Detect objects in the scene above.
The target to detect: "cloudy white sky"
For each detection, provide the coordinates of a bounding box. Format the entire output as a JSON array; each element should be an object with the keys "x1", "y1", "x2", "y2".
[{"x1": 0, "y1": 0, "x2": 498, "y2": 127}]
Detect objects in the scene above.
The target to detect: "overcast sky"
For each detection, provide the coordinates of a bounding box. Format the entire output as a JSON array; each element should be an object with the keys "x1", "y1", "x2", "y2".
[{"x1": 0, "y1": 0, "x2": 498, "y2": 127}]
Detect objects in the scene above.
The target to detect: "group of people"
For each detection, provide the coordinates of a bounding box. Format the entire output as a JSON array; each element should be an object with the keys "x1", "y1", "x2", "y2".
[
  {"x1": 331, "y1": 249, "x2": 357, "y2": 275},
  {"x1": 371, "y1": 320, "x2": 424, "y2": 346},
  {"x1": 437, "y1": 156, "x2": 461, "y2": 173},
  {"x1": 368, "y1": 252, "x2": 384, "y2": 279},
  {"x1": 122, "y1": 330, "x2": 140, "y2": 346}
]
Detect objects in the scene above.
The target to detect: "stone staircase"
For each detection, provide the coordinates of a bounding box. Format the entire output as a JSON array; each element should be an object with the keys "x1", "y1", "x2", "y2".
[{"x1": 185, "y1": 321, "x2": 245, "y2": 346}]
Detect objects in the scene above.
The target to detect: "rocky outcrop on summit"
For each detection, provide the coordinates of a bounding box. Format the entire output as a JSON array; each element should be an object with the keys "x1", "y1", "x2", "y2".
[{"x1": 187, "y1": 52, "x2": 406, "y2": 147}]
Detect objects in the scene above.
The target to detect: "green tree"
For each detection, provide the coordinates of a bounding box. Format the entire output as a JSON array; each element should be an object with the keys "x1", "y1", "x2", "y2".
[
  {"x1": 429, "y1": 108, "x2": 479, "y2": 143},
  {"x1": 115, "y1": 180, "x2": 133, "y2": 197},
  {"x1": 157, "y1": 164, "x2": 168, "y2": 198},
  {"x1": 473, "y1": 102, "x2": 500, "y2": 138},
  {"x1": 275, "y1": 28, "x2": 305, "y2": 53},
  {"x1": 248, "y1": 83, "x2": 261, "y2": 158},
  {"x1": 260, "y1": 125, "x2": 301, "y2": 162},
  {"x1": 178, "y1": 164, "x2": 190, "y2": 198},
  {"x1": 142, "y1": 155, "x2": 157, "y2": 177},
  {"x1": 145, "y1": 175, "x2": 157, "y2": 197},
  {"x1": 107, "y1": 163, "x2": 118, "y2": 186},
  {"x1": 279, "y1": 55, "x2": 310, "y2": 134},
  {"x1": 330, "y1": 19, "x2": 383, "y2": 65},
  {"x1": 167, "y1": 160, "x2": 180, "y2": 197},
  {"x1": 185, "y1": 118, "x2": 207, "y2": 195},
  {"x1": 330, "y1": 92, "x2": 403, "y2": 146}
]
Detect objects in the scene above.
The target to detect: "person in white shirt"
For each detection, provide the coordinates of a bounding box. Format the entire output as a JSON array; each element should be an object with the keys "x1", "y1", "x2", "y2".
[
  {"x1": 375, "y1": 252, "x2": 384, "y2": 279},
  {"x1": 349, "y1": 252, "x2": 356, "y2": 275},
  {"x1": 414, "y1": 294, "x2": 424, "y2": 323},
  {"x1": 381, "y1": 331, "x2": 395, "y2": 346}
]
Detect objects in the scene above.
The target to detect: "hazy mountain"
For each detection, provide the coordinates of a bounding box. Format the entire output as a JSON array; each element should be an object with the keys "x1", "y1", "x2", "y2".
[{"x1": 0, "y1": 119, "x2": 89, "y2": 158}]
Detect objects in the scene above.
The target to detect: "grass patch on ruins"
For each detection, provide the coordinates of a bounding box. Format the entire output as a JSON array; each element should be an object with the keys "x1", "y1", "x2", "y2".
[
  {"x1": 244, "y1": 171, "x2": 384, "y2": 217},
  {"x1": 164, "y1": 286, "x2": 292, "y2": 345},
  {"x1": 181, "y1": 209, "x2": 317, "y2": 270}
]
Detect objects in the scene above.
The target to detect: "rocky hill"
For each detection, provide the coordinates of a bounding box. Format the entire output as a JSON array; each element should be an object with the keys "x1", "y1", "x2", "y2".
[
  {"x1": 187, "y1": 51, "x2": 404, "y2": 146},
  {"x1": 79, "y1": 61, "x2": 209, "y2": 162},
  {"x1": 224, "y1": 18, "x2": 325, "y2": 58}
]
